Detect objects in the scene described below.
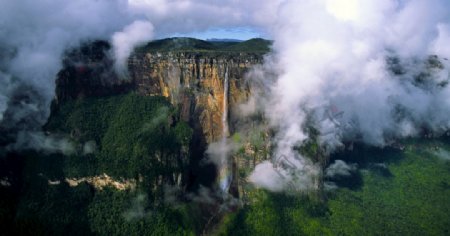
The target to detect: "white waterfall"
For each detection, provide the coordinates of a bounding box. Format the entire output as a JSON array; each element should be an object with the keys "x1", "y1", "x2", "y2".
[
  {"x1": 219, "y1": 65, "x2": 231, "y2": 193},
  {"x1": 222, "y1": 65, "x2": 230, "y2": 138}
]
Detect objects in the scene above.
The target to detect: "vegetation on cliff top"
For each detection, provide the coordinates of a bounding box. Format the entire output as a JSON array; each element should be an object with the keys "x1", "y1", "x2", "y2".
[{"x1": 137, "y1": 37, "x2": 272, "y2": 53}]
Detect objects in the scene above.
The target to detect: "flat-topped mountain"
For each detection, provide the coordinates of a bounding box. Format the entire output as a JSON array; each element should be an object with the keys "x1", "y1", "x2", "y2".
[{"x1": 137, "y1": 37, "x2": 271, "y2": 53}]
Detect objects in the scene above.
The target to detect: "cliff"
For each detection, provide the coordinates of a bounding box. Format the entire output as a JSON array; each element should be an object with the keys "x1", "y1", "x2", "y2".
[
  {"x1": 128, "y1": 51, "x2": 263, "y2": 143},
  {"x1": 55, "y1": 38, "x2": 270, "y2": 144},
  {"x1": 52, "y1": 38, "x2": 272, "y2": 198},
  {"x1": 128, "y1": 45, "x2": 270, "y2": 198}
]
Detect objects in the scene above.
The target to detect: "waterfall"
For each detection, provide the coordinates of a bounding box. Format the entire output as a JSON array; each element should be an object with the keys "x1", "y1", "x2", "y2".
[
  {"x1": 219, "y1": 65, "x2": 231, "y2": 193},
  {"x1": 222, "y1": 65, "x2": 230, "y2": 138}
]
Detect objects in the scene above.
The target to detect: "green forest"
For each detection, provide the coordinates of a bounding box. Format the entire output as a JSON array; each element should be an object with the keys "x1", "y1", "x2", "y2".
[
  {"x1": 218, "y1": 139, "x2": 450, "y2": 235},
  {"x1": 1, "y1": 93, "x2": 199, "y2": 235},
  {"x1": 1, "y1": 92, "x2": 449, "y2": 235}
]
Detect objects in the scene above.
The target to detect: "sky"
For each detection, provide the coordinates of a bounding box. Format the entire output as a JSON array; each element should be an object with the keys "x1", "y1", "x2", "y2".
[{"x1": 170, "y1": 27, "x2": 266, "y2": 40}]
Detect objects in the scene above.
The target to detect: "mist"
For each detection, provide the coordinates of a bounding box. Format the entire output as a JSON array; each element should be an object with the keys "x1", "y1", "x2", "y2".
[{"x1": 249, "y1": 0, "x2": 450, "y2": 191}]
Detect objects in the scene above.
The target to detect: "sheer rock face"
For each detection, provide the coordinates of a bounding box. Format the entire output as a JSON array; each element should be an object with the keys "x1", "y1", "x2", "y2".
[
  {"x1": 54, "y1": 43, "x2": 264, "y2": 144},
  {"x1": 128, "y1": 52, "x2": 263, "y2": 143}
]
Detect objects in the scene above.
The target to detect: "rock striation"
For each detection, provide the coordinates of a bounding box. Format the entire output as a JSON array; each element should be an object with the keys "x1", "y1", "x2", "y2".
[{"x1": 128, "y1": 51, "x2": 263, "y2": 143}]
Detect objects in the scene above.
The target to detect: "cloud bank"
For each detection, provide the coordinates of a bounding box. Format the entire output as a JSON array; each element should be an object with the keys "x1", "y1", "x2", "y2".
[{"x1": 249, "y1": 0, "x2": 450, "y2": 191}]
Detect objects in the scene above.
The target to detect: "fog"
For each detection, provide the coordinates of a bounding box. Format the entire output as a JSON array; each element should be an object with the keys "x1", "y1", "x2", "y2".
[{"x1": 249, "y1": 0, "x2": 450, "y2": 191}]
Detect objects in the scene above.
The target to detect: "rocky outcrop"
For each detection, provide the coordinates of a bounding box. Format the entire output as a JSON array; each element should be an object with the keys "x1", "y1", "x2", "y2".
[{"x1": 65, "y1": 174, "x2": 136, "y2": 191}]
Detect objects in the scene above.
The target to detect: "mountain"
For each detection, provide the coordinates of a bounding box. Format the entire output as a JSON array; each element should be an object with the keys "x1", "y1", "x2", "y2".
[
  {"x1": 0, "y1": 38, "x2": 449, "y2": 235},
  {"x1": 206, "y1": 38, "x2": 243, "y2": 43},
  {"x1": 138, "y1": 37, "x2": 271, "y2": 53}
]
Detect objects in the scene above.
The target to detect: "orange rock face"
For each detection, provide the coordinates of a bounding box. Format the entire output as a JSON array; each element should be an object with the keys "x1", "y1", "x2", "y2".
[{"x1": 129, "y1": 52, "x2": 262, "y2": 143}]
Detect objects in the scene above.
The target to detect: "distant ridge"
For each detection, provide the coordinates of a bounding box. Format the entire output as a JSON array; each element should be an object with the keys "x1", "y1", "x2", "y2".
[
  {"x1": 223, "y1": 38, "x2": 272, "y2": 52},
  {"x1": 137, "y1": 37, "x2": 271, "y2": 53},
  {"x1": 206, "y1": 38, "x2": 243, "y2": 43}
]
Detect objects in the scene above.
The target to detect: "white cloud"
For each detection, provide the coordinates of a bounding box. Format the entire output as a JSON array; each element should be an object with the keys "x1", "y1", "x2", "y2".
[
  {"x1": 11, "y1": 131, "x2": 75, "y2": 155},
  {"x1": 112, "y1": 20, "x2": 154, "y2": 76},
  {"x1": 325, "y1": 160, "x2": 357, "y2": 178},
  {"x1": 249, "y1": 0, "x2": 450, "y2": 192}
]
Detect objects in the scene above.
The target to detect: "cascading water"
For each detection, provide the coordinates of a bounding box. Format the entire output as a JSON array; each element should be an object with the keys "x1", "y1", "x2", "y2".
[
  {"x1": 218, "y1": 65, "x2": 231, "y2": 193},
  {"x1": 222, "y1": 65, "x2": 230, "y2": 139}
]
